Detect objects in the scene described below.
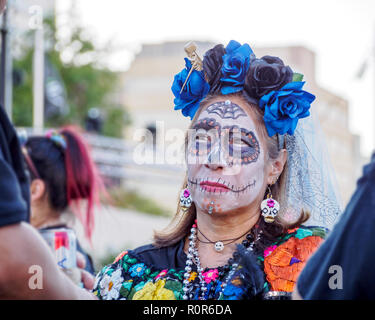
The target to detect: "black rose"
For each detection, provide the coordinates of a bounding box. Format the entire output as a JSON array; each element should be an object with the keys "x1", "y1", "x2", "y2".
[
  {"x1": 244, "y1": 55, "x2": 293, "y2": 101},
  {"x1": 202, "y1": 44, "x2": 226, "y2": 94}
]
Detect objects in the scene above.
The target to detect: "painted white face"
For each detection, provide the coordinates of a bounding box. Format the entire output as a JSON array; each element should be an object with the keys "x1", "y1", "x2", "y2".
[{"x1": 186, "y1": 98, "x2": 267, "y2": 216}]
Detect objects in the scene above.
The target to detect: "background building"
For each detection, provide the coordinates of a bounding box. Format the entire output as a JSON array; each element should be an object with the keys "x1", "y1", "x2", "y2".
[{"x1": 119, "y1": 41, "x2": 364, "y2": 209}]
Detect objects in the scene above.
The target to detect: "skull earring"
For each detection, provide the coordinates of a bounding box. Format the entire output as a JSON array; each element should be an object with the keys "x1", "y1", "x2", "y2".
[
  {"x1": 261, "y1": 186, "x2": 280, "y2": 223},
  {"x1": 180, "y1": 188, "x2": 192, "y2": 214}
]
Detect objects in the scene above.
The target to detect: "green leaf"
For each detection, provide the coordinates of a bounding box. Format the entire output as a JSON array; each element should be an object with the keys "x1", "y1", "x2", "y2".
[
  {"x1": 164, "y1": 280, "x2": 182, "y2": 292},
  {"x1": 292, "y1": 73, "x2": 304, "y2": 82},
  {"x1": 119, "y1": 286, "x2": 130, "y2": 298}
]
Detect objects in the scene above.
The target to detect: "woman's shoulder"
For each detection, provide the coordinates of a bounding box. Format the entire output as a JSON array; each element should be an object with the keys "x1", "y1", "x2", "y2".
[
  {"x1": 107, "y1": 239, "x2": 186, "y2": 267},
  {"x1": 262, "y1": 225, "x2": 327, "y2": 293},
  {"x1": 264, "y1": 224, "x2": 328, "y2": 263},
  {"x1": 92, "y1": 241, "x2": 187, "y2": 300}
]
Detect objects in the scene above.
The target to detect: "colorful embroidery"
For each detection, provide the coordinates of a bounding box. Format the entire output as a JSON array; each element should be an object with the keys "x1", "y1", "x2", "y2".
[
  {"x1": 188, "y1": 272, "x2": 197, "y2": 282},
  {"x1": 129, "y1": 263, "x2": 146, "y2": 277},
  {"x1": 223, "y1": 281, "x2": 244, "y2": 299},
  {"x1": 99, "y1": 268, "x2": 124, "y2": 300},
  {"x1": 154, "y1": 269, "x2": 168, "y2": 280},
  {"x1": 133, "y1": 279, "x2": 176, "y2": 300},
  {"x1": 93, "y1": 226, "x2": 326, "y2": 300},
  {"x1": 113, "y1": 251, "x2": 128, "y2": 264},
  {"x1": 202, "y1": 269, "x2": 219, "y2": 284},
  {"x1": 264, "y1": 245, "x2": 277, "y2": 258},
  {"x1": 263, "y1": 227, "x2": 325, "y2": 292}
]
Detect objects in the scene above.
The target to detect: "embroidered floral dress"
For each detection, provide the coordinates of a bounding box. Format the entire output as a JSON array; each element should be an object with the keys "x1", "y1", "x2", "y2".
[{"x1": 93, "y1": 226, "x2": 326, "y2": 300}]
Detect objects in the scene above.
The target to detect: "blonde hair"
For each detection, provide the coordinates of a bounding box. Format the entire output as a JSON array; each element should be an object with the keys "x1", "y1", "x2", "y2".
[{"x1": 153, "y1": 92, "x2": 309, "y2": 248}]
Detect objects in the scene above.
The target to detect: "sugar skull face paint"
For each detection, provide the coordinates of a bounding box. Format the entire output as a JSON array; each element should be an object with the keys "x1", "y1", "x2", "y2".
[{"x1": 187, "y1": 99, "x2": 267, "y2": 215}]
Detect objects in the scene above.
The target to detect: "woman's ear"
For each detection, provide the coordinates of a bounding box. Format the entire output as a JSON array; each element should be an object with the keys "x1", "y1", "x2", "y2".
[
  {"x1": 267, "y1": 149, "x2": 287, "y2": 185},
  {"x1": 30, "y1": 179, "x2": 46, "y2": 204}
]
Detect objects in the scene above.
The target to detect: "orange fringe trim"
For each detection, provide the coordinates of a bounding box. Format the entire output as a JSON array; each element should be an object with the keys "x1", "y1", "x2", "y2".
[
  {"x1": 264, "y1": 236, "x2": 323, "y2": 292},
  {"x1": 113, "y1": 250, "x2": 128, "y2": 264}
]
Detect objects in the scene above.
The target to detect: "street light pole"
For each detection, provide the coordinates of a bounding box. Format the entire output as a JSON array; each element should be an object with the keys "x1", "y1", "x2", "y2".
[
  {"x1": 0, "y1": 1, "x2": 12, "y2": 118},
  {"x1": 0, "y1": 1, "x2": 13, "y2": 118},
  {"x1": 32, "y1": 25, "x2": 44, "y2": 133}
]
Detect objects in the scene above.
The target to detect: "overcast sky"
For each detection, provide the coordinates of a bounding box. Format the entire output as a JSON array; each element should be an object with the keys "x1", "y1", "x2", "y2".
[{"x1": 56, "y1": 0, "x2": 375, "y2": 157}]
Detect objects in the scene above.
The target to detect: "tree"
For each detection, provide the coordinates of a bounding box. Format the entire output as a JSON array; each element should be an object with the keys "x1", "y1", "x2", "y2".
[{"x1": 12, "y1": 10, "x2": 130, "y2": 137}]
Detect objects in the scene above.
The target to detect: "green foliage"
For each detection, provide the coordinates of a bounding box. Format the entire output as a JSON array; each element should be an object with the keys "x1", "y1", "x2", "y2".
[
  {"x1": 12, "y1": 50, "x2": 33, "y2": 126},
  {"x1": 108, "y1": 187, "x2": 172, "y2": 217},
  {"x1": 102, "y1": 106, "x2": 132, "y2": 138},
  {"x1": 292, "y1": 73, "x2": 304, "y2": 82},
  {"x1": 12, "y1": 12, "x2": 129, "y2": 137}
]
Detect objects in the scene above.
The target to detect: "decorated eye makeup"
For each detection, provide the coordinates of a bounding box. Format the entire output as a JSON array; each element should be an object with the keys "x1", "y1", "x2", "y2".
[
  {"x1": 189, "y1": 118, "x2": 221, "y2": 156},
  {"x1": 192, "y1": 117, "x2": 221, "y2": 132},
  {"x1": 222, "y1": 125, "x2": 260, "y2": 165}
]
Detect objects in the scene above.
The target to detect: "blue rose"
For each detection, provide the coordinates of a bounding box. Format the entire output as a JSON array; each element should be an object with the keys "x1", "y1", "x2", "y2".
[
  {"x1": 220, "y1": 40, "x2": 254, "y2": 95},
  {"x1": 259, "y1": 81, "x2": 315, "y2": 136},
  {"x1": 171, "y1": 58, "x2": 210, "y2": 119}
]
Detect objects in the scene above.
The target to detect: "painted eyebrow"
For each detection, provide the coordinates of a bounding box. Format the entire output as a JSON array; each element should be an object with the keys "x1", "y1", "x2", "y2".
[{"x1": 192, "y1": 118, "x2": 221, "y2": 132}]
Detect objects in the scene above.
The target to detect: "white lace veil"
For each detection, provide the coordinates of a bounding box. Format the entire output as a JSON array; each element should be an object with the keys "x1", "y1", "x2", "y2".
[{"x1": 278, "y1": 110, "x2": 343, "y2": 230}]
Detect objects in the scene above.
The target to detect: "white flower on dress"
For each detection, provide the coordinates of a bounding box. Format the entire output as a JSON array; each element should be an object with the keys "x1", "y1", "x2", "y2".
[
  {"x1": 93, "y1": 273, "x2": 101, "y2": 292},
  {"x1": 99, "y1": 268, "x2": 124, "y2": 300}
]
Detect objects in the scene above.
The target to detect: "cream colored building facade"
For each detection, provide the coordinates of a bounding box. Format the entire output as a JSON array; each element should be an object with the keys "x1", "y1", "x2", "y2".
[{"x1": 119, "y1": 41, "x2": 361, "y2": 210}]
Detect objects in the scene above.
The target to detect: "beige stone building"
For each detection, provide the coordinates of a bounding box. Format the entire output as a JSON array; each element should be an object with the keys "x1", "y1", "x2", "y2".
[{"x1": 119, "y1": 41, "x2": 362, "y2": 210}]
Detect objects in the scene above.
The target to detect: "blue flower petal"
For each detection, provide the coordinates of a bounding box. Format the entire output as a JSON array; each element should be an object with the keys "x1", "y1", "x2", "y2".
[
  {"x1": 264, "y1": 122, "x2": 277, "y2": 137},
  {"x1": 225, "y1": 40, "x2": 242, "y2": 53},
  {"x1": 282, "y1": 81, "x2": 305, "y2": 91},
  {"x1": 184, "y1": 57, "x2": 192, "y2": 69},
  {"x1": 287, "y1": 118, "x2": 299, "y2": 134},
  {"x1": 261, "y1": 80, "x2": 314, "y2": 136},
  {"x1": 220, "y1": 40, "x2": 253, "y2": 94},
  {"x1": 221, "y1": 85, "x2": 243, "y2": 95},
  {"x1": 171, "y1": 57, "x2": 209, "y2": 119},
  {"x1": 299, "y1": 110, "x2": 310, "y2": 118},
  {"x1": 259, "y1": 91, "x2": 275, "y2": 109}
]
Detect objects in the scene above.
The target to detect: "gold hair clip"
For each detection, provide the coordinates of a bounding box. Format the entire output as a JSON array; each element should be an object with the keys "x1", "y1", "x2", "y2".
[{"x1": 179, "y1": 41, "x2": 203, "y2": 94}]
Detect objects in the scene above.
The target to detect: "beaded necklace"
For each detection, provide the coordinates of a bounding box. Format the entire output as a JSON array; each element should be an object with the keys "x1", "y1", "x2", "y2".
[{"x1": 182, "y1": 220, "x2": 262, "y2": 300}]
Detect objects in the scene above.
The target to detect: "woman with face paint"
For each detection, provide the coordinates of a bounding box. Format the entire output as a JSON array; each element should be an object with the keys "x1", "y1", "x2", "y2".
[{"x1": 93, "y1": 41, "x2": 341, "y2": 300}]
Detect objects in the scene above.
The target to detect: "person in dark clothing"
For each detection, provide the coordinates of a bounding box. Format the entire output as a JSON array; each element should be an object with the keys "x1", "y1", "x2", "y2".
[
  {"x1": 0, "y1": 107, "x2": 30, "y2": 226},
  {"x1": 0, "y1": 106, "x2": 95, "y2": 298},
  {"x1": 294, "y1": 152, "x2": 375, "y2": 299}
]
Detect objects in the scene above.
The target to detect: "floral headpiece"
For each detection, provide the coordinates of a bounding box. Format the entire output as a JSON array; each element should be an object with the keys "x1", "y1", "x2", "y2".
[{"x1": 171, "y1": 40, "x2": 315, "y2": 137}]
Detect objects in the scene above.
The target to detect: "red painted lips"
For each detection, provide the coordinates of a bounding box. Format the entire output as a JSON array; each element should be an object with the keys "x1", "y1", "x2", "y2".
[{"x1": 199, "y1": 181, "x2": 230, "y2": 193}]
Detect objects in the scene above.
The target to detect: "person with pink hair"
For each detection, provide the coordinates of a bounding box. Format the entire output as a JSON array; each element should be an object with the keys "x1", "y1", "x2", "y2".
[{"x1": 23, "y1": 126, "x2": 104, "y2": 274}]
